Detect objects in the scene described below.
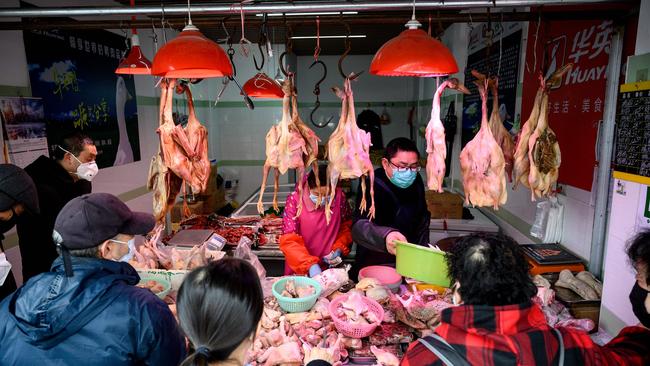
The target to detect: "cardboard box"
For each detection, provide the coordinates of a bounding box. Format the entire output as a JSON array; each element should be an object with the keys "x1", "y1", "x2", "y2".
[{"x1": 425, "y1": 191, "x2": 463, "y2": 219}]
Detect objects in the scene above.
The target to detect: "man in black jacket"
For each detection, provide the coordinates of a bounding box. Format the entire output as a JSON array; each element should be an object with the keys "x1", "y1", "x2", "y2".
[
  {"x1": 0, "y1": 165, "x2": 39, "y2": 300},
  {"x1": 351, "y1": 138, "x2": 430, "y2": 279},
  {"x1": 16, "y1": 132, "x2": 97, "y2": 282}
]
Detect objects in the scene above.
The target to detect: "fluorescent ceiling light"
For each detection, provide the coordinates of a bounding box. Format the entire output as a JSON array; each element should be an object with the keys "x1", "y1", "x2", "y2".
[
  {"x1": 291, "y1": 35, "x2": 366, "y2": 40},
  {"x1": 256, "y1": 12, "x2": 357, "y2": 17}
]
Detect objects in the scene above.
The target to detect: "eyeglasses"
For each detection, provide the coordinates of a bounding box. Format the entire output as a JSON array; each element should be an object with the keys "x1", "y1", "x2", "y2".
[{"x1": 388, "y1": 161, "x2": 421, "y2": 172}]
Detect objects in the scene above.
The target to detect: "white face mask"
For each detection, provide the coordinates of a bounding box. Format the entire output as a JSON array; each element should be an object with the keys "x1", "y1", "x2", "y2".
[
  {"x1": 110, "y1": 238, "x2": 136, "y2": 263},
  {"x1": 0, "y1": 252, "x2": 12, "y2": 286},
  {"x1": 59, "y1": 146, "x2": 99, "y2": 182}
]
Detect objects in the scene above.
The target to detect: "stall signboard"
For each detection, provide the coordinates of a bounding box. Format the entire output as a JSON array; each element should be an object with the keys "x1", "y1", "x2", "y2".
[
  {"x1": 0, "y1": 97, "x2": 49, "y2": 168},
  {"x1": 22, "y1": 26, "x2": 140, "y2": 169},
  {"x1": 461, "y1": 22, "x2": 522, "y2": 148},
  {"x1": 521, "y1": 19, "x2": 614, "y2": 192}
]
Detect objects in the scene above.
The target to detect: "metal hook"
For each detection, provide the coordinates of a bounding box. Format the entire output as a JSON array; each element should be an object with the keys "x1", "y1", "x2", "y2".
[
  {"x1": 253, "y1": 17, "x2": 267, "y2": 71},
  {"x1": 309, "y1": 60, "x2": 331, "y2": 128},
  {"x1": 337, "y1": 22, "x2": 363, "y2": 79},
  {"x1": 279, "y1": 24, "x2": 293, "y2": 77}
]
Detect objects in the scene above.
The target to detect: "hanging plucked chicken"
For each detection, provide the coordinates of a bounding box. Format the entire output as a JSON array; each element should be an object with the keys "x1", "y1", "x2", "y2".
[
  {"x1": 459, "y1": 75, "x2": 507, "y2": 209},
  {"x1": 524, "y1": 64, "x2": 573, "y2": 200},
  {"x1": 258, "y1": 76, "x2": 314, "y2": 217},
  {"x1": 425, "y1": 78, "x2": 469, "y2": 192},
  {"x1": 326, "y1": 76, "x2": 375, "y2": 223}
]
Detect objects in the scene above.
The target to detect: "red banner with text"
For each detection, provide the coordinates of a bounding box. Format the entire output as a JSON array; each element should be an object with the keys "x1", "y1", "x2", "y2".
[{"x1": 521, "y1": 19, "x2": 613, "y2": 191}]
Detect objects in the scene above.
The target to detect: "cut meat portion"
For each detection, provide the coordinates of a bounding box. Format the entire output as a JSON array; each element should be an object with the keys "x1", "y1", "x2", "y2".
[
  {"x1": 426, "y1": 78, "x2": 469, "y2": 192},
  {"x1": 370, "y1": 345, "x2": 400, "y2": 366},
  {"x1": 459, "y1": 75, "x2": 507, "y2": 209},
  {"x1": 326, "y1": 75, "x2": 375, "y2": 223},
  {"x1": 158, "y1": 79, "x2": 193, "y2": 183},
  {"x1": 258, "y1": 76, "x2": 308, "y2": 217},
  {"x1": 368, "y1": 323, "x2": 414, "y2": 346}
]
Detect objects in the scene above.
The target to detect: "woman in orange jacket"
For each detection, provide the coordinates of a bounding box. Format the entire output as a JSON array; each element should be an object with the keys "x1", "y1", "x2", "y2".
[{"x1": 279, "y1": 166, "x2": 352, "y2": 277}]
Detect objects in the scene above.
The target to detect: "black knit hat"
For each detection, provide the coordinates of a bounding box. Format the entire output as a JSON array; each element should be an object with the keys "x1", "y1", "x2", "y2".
[{"x1": 0, "y1": 164, "x2": 39, "y2": 214}]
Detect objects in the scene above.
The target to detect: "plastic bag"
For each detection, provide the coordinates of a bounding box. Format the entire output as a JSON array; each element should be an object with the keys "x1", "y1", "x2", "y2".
[
  {"x1": 530, "y1": 200, "x2": 551, "y2": 239},
  {"x1": 313, "y1": 265, "x2": 350, "y2": 297},
  {"x1": 234, "y1": 236, "x2": 266, "y2": 278}
]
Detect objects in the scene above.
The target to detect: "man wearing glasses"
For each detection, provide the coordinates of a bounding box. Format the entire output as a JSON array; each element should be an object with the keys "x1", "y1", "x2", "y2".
[{"x1": 351, "y1": 138, "x2": 430, "y2": 279}]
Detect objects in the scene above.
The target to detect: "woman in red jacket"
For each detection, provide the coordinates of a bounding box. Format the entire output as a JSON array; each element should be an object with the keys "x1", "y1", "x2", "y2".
[{"x1": 280, "y1": 166, "x2": 352, "y2": 277}]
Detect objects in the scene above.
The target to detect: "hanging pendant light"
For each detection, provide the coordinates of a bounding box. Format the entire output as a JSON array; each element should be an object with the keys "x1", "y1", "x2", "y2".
[
  {"x1": 116, "y1": 34, "x2": 152, "y2": 74},
  {"x1": 242, "y1": 73, "x2": 284, "y2": 99},
  {"x1": 370, "y1": 2, "x2": 458, "y2": 77},
  {"x1": 151, "y1": 1, "x2": 233, "y2": 78},
  {"x1": 115, "y1": 0, "x2": 152, "y2": 75}
]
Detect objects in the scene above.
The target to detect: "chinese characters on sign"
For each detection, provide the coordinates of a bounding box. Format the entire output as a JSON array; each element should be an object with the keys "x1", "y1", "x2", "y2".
[
  {"x1": 521, "y1": 19, "x2": 614, "y2": 191},
  {"x1": 23, "y1": 27, "x2": 141, "y2": 168}
]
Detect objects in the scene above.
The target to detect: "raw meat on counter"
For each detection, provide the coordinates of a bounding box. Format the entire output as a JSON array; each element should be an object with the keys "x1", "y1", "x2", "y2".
[
  {"x1": 326, "y1": 76, "x2": 375, "y2": 223},
  {"x1": 335, "y1": 292, "x2": 381, "y2": 325},
  {"x1": 279, "y1": 279, "x2": 316, "y2": 299},
  {"x1": 137, "y1": 280, "x2": 165, "y2": 294},
  {"x1": 369, "y1": 323, "x2": 414, "y2": 346},
  {"x1": 371, "y1": 345, "x2": 400, "y2": 366}
]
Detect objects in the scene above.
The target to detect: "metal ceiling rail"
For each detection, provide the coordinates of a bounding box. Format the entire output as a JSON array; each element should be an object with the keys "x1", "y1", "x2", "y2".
[{"x1": 0, "y1": 0, "x2": 623, "y2": 18}]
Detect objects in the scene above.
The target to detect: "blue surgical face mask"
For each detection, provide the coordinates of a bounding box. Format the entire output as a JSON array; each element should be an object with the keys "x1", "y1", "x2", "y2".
[
  {"x1": 389, "y1": 168, "x2": 417, "y2": 189},
  {"x1": 309, "y1": 192, "x2": 329, "y2": 207},
  {"x1": 111, "y1": 238, "x2": 136, "y2": 263}
]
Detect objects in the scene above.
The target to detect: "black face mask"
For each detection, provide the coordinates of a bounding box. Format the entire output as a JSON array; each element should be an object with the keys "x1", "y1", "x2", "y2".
[{"x1": 629, "y1": 282, "x2": 650, "y2": 328}]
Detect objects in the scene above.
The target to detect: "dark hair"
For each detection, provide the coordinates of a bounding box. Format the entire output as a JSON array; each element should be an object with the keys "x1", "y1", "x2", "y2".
[
  {"x1": 307, "y1": 164, "x2": 328, "y2": 190},
  {"x1": 384, "y1": 137, "x2": 420, "y2": 160},
  {"x1": 627, "y1": 230, "x2": 650, "y2": 283},
  {"x1": 52, "y1": 131, "x2": 94, "y2": 160},
  {"x1": 177, "y1": 258, "x2": 264, "y2": 366},
  {"x1": 446, "y1": 232, "x2": 537, "y2": 306}
]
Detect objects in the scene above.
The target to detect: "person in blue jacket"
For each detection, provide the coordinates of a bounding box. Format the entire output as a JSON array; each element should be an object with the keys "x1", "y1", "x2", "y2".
[{"x1": 0, "y1": 193, "x2": 186, "y2": 366}]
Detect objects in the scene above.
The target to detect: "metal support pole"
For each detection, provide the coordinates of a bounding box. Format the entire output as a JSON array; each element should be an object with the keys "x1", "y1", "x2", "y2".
[
  {"x1": 0, "y1": 0, "x2": 621, "y2": 18},
  {"x1": 589, "y1": 25, "x2": 624, "y2": 277}
]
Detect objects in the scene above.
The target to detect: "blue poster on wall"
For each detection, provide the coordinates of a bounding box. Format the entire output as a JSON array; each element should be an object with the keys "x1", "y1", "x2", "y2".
[
  {"x1": 461, "y1": 23, "x2": 522, "y2": 148},
  {"x1": 22, "y1": 27, "x2": 141, "y2": 168}
]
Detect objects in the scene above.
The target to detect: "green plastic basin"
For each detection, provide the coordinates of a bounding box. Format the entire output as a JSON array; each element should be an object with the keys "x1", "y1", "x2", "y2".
[{"x1": 395, "y1": 241, "x2": 450, "y2": 287}]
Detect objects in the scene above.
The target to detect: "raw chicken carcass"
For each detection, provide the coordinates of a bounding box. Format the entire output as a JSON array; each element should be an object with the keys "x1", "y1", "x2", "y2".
[
  {"x1": 326, "y1": 75, "x2": 375, "y2": 223},
  {"x1": 258, "y1": 76, "x2": 308, "y2": 217},
  {"x1": 425, "y1": 78, "x2": 469, "y2": 192},
  {"x1": 176, "y1": 83, "x2": 211, "y2": 193},
  {"x1": 147, "y1": 80, "x2": 183, "y2": 223},
  {"x1": 513, "y1": 87, "x2": 543, "y2": 189},
  {"x1": 459, "y1": 76, "x2": 507, "y2": 209},
  {"x1": 290, "y1": 87, "x2": 322, "y2": 203},
  {"x1": 487, "y1": 77, "x2": 515, "y2": 183},
  {"x1": 370, "y1": 346, "x2": 400, "y2": 366},
  {"x1": 527, "y1": 64, "x2": 572, "y2": 199}
]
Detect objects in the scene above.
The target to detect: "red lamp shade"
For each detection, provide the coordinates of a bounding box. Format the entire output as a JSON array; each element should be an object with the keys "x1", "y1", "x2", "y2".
[
  {"x1": 152, "y1": 24, "x2": 233, "y2": 78},
  {"x1": 370, "y1": 20, "x2": 458, "y2": 77},
  {"x1": 115, "y1": 35, "x2": 152, "y2": 75},
  {"x1": 242, "y1": 73, "x2": 284, "y2": 99}
]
